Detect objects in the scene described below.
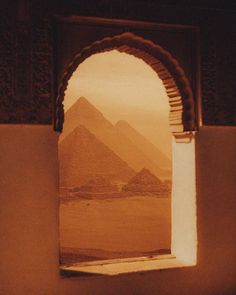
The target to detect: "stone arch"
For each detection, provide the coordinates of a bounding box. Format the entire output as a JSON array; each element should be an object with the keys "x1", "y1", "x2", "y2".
[{"x1": 55, "y1": 32, "x2": 196, "y2": 136}]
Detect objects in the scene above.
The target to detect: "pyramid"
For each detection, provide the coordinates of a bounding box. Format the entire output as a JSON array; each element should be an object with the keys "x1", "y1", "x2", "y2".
[
  {"x1": 60, "y1": 97, "x2": 170, "y2": 179},
  {"x1": 60, "y1": 96, "x2": 113, "y2": 141},
  {"x1": 122, "y1": 168, "x2": 169, "y2": 195},
  {"x1": 115, "y1": 120, "x2": 171, "y2": 171},
  {"x1": 59, "y1": 124, "x2": 135, "y2": 187}
]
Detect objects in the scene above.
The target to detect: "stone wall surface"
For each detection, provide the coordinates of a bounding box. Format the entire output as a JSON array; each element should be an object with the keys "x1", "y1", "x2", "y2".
[{"x1": 0, "y1": 0, "x2": 236, "y2": 126}]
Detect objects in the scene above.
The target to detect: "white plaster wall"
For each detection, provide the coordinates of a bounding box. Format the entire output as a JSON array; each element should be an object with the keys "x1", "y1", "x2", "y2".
[
  {"x1": 0, "y1": 125, "x2": 236, "y2": 295},
  {"x1": 172, "y1": 136, "x2": 197, "y2": 263}
]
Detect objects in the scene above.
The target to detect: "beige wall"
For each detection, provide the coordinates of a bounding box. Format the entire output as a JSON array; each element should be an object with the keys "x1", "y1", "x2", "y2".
[
  {"x1": 0, "y1": 125, "x2": 236, "y2": 295},
  {"x1": 0, "y1": 126, "x2": 59, "y2": 295}
]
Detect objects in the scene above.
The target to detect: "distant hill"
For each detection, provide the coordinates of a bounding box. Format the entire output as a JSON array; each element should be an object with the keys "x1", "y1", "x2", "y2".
[
  {"x1": 60, "y1": 97, "x2": 170, "y2": 179},
  {"x1": 115, "y1": 120, "x2": 171, "y2": 171},
  {"x1": 59, "y1": 125, "x2": 135, "y2": 187},
  {"x1": 122, "y1": 168, "x2": 170, "y2": 195}
]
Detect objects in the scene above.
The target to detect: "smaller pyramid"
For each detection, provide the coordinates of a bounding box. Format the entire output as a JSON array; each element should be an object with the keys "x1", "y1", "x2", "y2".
[{"x1": 122, "y1": 168, "x2": 169, "y2": 195}]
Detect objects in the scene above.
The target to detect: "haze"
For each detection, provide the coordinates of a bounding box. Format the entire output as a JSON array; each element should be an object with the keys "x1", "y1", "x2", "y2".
[{"x1": 64, "y1": 50, "x2": 172, "y2": 158}]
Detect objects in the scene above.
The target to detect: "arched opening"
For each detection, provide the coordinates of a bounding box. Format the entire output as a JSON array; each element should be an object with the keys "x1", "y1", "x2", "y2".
[
  {"x1": 59, "y1": 50, "x2": 172, "y2": 264},
  {"x1": 55, "y1": 32, "x2": 196, "y2": 136},
  {"x1": 57, "y1": 33, "x2": 197, "y2": 273}
]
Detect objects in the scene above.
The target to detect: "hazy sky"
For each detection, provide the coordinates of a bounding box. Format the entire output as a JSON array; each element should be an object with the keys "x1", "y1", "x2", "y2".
[{"x1": 64, "y1": 50, "x2": 172, "y2": 158}]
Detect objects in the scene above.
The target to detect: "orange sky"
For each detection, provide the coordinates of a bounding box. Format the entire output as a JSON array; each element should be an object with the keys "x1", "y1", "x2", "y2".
[{"x1": 64, "y1": 50, "x2": 172, "y2": 158}]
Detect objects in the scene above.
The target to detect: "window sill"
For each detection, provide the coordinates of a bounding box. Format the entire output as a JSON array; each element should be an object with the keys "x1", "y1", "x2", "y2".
[{"x1": 60, "y1": 255, "x2": 195, "y2": 277}]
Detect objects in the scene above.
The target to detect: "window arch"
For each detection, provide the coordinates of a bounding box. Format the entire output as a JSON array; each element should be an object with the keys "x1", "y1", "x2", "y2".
[{"x1": 54, "y1": 32, "x2": 197, "y2": 136}]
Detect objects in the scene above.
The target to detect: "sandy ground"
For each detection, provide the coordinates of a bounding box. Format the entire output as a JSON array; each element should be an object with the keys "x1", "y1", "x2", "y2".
[{"x1": 60, "y1": 195, "x2": 171, "y2": 263}]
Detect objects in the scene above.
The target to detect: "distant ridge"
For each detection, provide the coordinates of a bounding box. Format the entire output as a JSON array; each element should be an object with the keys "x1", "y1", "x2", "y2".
[
  {"x1": 60, "y1": 97, "x2": 171, "y2": 180},
  {"x1": 59, "y1": 124, "x2": 135, "y2": 187}
]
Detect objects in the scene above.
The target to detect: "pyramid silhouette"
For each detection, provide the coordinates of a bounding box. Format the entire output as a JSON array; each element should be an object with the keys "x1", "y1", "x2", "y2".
[
  {"x1": 115, "y1": 120, "x2": 171, "y2": 171},
  {"x1": 60, "y1": 96, "x2": 113, "y2": 141},
  {"x1": 61, "y1": 97, "x2": 170, "y2": 180}
]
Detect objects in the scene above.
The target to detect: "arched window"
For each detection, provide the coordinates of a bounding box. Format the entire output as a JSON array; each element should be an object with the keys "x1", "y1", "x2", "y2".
[
  {"x1": 55, "y1": 33, "x2": 196, "y2": 135},
  {"x1": 56, "y1": 33, "x2": 197, "y2": 275}
]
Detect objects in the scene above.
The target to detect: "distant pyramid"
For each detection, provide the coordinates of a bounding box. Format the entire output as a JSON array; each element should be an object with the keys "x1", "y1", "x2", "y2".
[
  {"x1": 122, "y1": 168, "x2": 169, "y2": 195},
  {"x1": 59, "y1": 124, "x2": 135, "y2": 187},
  {"x1": 60, "y1": 97, "x2": 170, "y2": 179},
  {"x1": 115, "y1": 120, "x2": 171, "y2": 171},
  {"x1": 60, "y1": 96, "x2": 113, "y2": 141}
]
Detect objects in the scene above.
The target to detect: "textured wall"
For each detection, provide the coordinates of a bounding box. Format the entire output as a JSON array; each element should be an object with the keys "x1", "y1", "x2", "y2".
[{"x1": 0, "y1": 0, "x2": 236, "y2": 126}]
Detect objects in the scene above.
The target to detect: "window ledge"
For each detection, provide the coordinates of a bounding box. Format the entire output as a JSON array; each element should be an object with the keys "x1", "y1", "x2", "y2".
[{"x1": 60, "y1": 255, "x2": 195, "y2": 277}]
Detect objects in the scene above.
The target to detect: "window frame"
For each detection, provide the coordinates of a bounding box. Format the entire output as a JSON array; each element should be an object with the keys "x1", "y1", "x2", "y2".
[{"x1": 54, "y1": 16, "x2": 199, "y2": 276}]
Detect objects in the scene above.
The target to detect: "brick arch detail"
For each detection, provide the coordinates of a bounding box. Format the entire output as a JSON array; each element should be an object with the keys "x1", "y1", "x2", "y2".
[{"x1": 55, "y1": 32, "x2": 196, "y2": 136}]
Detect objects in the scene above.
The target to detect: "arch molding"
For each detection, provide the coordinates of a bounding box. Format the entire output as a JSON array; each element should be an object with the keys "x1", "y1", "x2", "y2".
[{"x1": 55, "y1": 32, "x2": 196, "y2": 136}]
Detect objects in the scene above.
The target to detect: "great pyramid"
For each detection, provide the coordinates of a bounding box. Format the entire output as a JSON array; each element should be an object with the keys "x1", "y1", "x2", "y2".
[
  {"x1": 122, "y1": 168, "x2": 170, "y2": 195},
  {"x1": 59, "y1": 124, "x2": 135, "y2": 187}
]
